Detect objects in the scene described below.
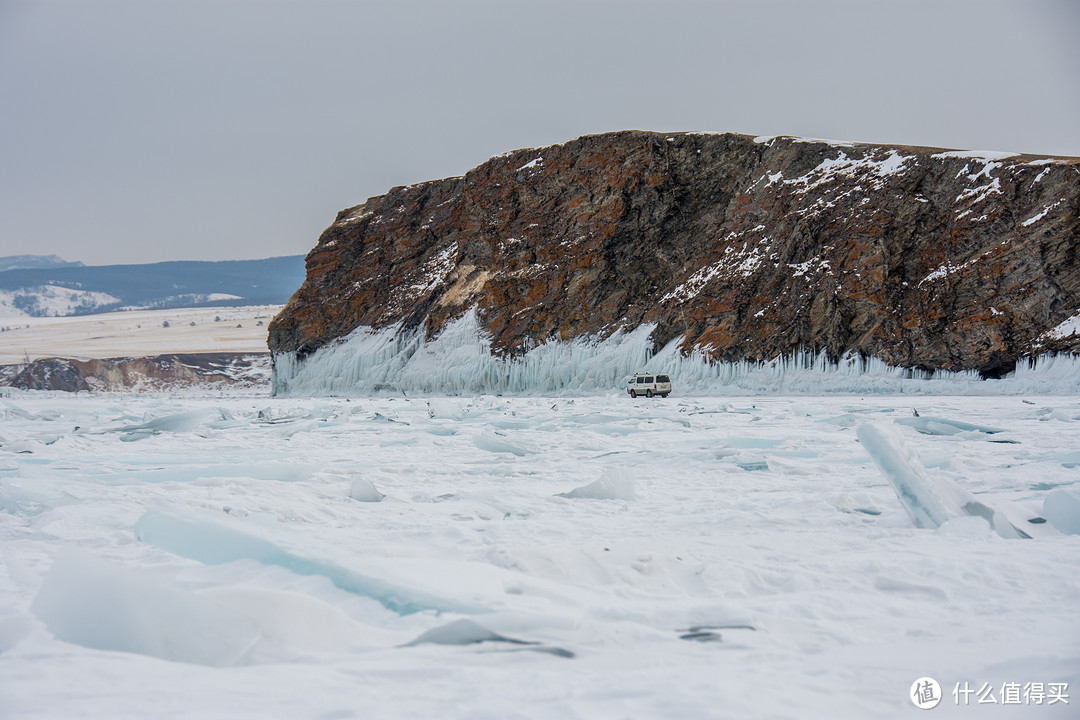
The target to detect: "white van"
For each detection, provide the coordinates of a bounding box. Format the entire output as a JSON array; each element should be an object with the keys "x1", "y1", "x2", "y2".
[{"x1": 626, "y1": 373, "x2": 672, "y2": 398}]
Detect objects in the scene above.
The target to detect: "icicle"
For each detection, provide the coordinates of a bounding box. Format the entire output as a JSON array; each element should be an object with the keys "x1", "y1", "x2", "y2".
[{"x1": 271, "y1": 311, "x2": 1080, "y2": 397}]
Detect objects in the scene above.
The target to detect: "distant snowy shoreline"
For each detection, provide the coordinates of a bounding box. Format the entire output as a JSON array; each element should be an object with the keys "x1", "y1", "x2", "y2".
[{"x1": 0, "y1": 305, "x2": 280, "y2": 365}]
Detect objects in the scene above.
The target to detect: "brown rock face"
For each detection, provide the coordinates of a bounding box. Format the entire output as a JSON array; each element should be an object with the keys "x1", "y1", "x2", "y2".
[
  {"x1": 268, "y1": 131, "x2": 1080, "y2": 377},
  {"x1": 3, "y1": 353, "x2": 270, "y2": 392}
]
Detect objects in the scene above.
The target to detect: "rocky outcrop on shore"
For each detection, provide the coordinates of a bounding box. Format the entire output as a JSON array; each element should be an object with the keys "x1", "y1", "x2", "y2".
[
  {"x1": 1, "y1": 353, "x2": 271, "y2": 392},
  {"x1": 269, "y1": 131, "x2": 1080, "y2": 378}
]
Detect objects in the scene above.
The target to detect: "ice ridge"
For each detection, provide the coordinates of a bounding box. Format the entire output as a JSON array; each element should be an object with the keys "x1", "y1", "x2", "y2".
[{"x1": 133, "y1": 509, "x2": 486, "y2": 615}]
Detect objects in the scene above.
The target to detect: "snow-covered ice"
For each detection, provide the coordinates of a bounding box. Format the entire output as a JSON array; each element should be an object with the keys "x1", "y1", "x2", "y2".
[
  {"x1": 0, "y1": 305, "x2": 281, "y2": 364},
  {"x1": 1, "y1": 388, "x2": 1077, "y2": 718}
]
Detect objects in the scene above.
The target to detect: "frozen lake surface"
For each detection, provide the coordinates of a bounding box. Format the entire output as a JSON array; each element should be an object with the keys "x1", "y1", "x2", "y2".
[{"x1": 1, "y1": 390, "x2": 1077, "y2": 718}]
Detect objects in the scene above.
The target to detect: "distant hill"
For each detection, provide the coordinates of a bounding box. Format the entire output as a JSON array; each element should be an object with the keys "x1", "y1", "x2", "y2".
[
  {"x1": 0, "y1": 255, "x2": 306, "y2": 317},
  {"x1": 0, "y1": 255, "x2": 85, "y2": 272}
]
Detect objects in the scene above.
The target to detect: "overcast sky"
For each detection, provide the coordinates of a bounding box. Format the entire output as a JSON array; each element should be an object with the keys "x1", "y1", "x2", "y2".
[{"x1": 1, "y1": 0, "x2": 1077, "y2": 266}]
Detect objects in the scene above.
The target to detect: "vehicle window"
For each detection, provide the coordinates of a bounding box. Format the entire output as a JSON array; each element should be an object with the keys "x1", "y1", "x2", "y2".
[
  {"x1": 636, "y1": 377, "x2": 644, "y2": 383},
  {"x1": 657, "y1": 375, "x2": 670, "y2": 383},
  {"x1": 644, "y1": 377, "x2": 654, "y2": 383}
]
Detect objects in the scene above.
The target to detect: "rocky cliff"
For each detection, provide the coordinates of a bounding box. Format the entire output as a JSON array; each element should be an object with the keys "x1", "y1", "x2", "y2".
[{"x1": 268, "y1": 131, "x2": 1080, "y2": 379}]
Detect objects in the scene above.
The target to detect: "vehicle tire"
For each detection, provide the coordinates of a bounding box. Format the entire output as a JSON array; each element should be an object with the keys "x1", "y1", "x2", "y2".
[
  {"x1": 646, "y1": 390, "x2": 653, "y2": 398},
  {"x1": 661, "y1": 393, "x2": 669, "y2": 398},
  {"x1": 630, "y1": 390, "x2": 636, "y2": 398}
]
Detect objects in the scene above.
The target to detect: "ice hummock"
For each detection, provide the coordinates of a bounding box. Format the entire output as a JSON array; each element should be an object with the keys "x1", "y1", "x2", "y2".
[
  {"x1": 349, "y1": 476, "x2": 385, "y2": 502},
  {"x1": 30, "y1": 548, "x2": 260, "y2": 667},
  {"x1": 894, "y1": 415, "x2": 1005, "y2": 436},
  {"x1": 557, "y1": 469, "x2": 636, "y2": 500},
  {"x1": 272, "y1": 310, "x2": 1080, "y2": 396},
  {"x1": 404, "y1": 618, "x2": 519, "y2": 646},
  {"x1": 856, "y1": 423, "x2": 1027, "y2": 538},
  {"x1": 199, "y1": 586, "x2": 408, "y2": 654},
  {"x1": 402, "y1": 618, "x2": 575, "y2": 658},
  {"x1": 1043, "y1": 488, "x2": 1080, "y2": 535},
  {"x1": 856, "y1": 424, "x2": 950, "y2": 529},
  {"x1": 113, "y1": 408, "x2": 227, "y2": 440},
  {"x1": 133, "y1": 509, "x2": 486, "y2": 615}
]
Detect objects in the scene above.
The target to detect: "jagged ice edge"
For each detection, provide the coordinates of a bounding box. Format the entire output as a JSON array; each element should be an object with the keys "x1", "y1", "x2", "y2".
[{"x1": 271, "y1": 309, "x2": 1080, "y2": 397}]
